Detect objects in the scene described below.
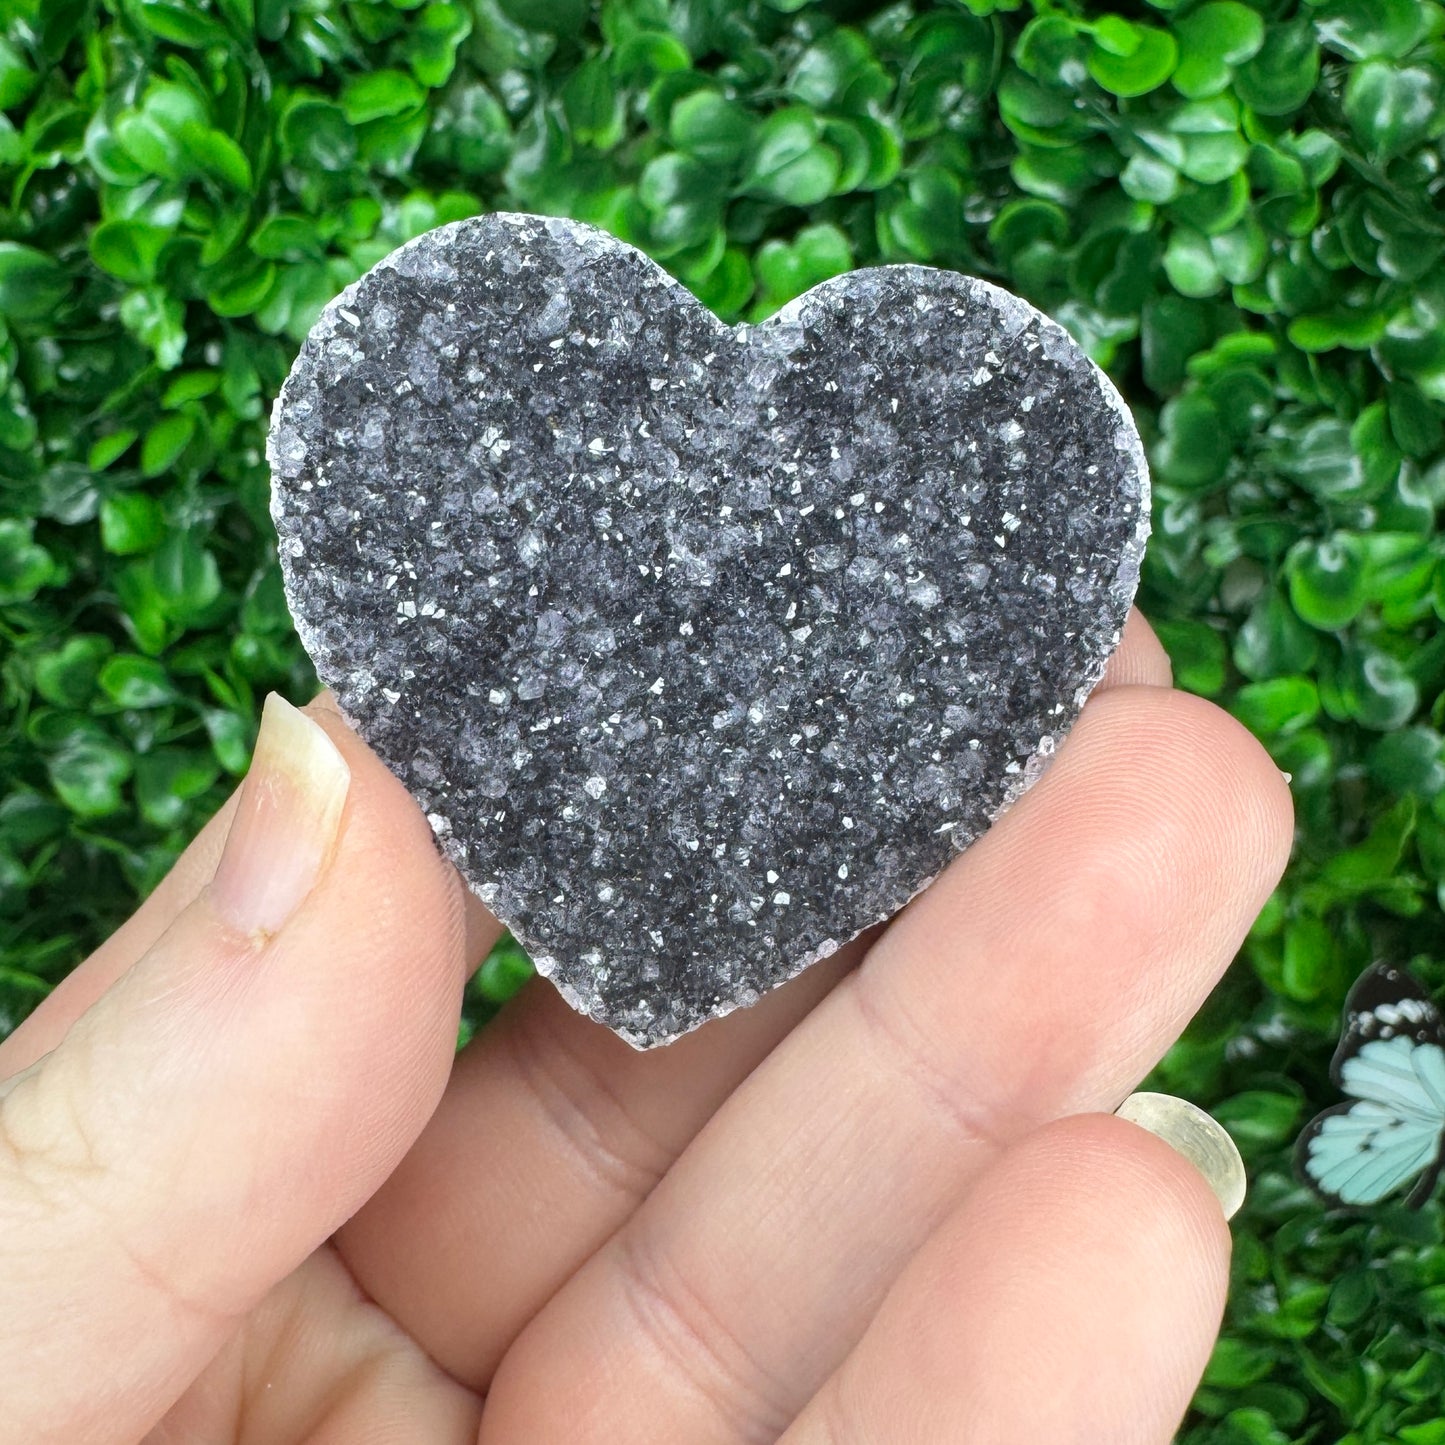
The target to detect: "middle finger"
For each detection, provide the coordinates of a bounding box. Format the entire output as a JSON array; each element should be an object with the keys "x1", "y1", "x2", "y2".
[{"x1": 480, "y1": 685, "x2": 1291, "y2": 1443}]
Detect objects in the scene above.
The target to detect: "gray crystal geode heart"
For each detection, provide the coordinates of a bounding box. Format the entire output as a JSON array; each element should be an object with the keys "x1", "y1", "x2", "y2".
[{"x1": 269, "y1": 213, "x2": 1148, "y2": 1048}]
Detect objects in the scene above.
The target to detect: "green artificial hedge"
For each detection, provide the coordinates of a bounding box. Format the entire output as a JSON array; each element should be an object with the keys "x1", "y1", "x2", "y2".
[{"x1": 2, "y1": 0, "x2": 1444, "y2": 1435}]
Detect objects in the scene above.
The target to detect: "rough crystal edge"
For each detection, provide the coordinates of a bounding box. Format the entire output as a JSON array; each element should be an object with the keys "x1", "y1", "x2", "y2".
[
  {"x1": 267, "y1": 212, "x2": 1153, "y2": 1051},
  {"x1": 988, "y1": 352, "x2": 1153, "y2": 823}
]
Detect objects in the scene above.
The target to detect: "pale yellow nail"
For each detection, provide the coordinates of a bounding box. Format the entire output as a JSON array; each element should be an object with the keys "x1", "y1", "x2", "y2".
[
  {"x1": 210, "y1": 694, "x2": 351, "y2": 937},
  {"x1": 1116, "y1": 1091, "x2": 1247, "y2": 1221}
]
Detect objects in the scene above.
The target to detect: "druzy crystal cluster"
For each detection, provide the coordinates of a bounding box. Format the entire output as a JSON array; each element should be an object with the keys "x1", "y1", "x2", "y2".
[{"x1": 269, "y1": 213, "x2": 1148, "y2": 1047}]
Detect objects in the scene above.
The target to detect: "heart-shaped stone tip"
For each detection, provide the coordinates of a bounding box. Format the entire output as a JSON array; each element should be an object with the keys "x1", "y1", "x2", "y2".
[{"x1": 269, "y1": 213, "x2": 1149, "y2": 1048}]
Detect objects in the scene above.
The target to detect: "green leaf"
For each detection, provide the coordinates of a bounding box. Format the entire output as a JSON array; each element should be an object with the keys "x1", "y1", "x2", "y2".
[
  {"x1": 561, "y1": 55, "x2": 624, "y2": 150},
  {"x1": 691, "y1": 247, "x2": 753, "y2": 319},
  {"x1": 670, "y1": 90, "x2": 753, "y2": 170},
  {"x1": 1370, "y1": 727, "x2": 1445, "y2": 798},
  {"x1": 0, "y1": 243, "x2": 71, "y2": 321},
  {"x1": 1170, "y1": 172, "x2": 1249, "y2": 235},
  {"x1": 1287, "y1": 306, "x2": 1387, "y2": 352},
  {"x1": 1140, "y1": 294, "x2": 1215, "y2": 392},
  {"x1": 787, "y1": 28, "x2": 882, "y2": 107},
  {"x1": 47, "y1": 734, "x2": 133, "y2": 819},
  {"x1": 1232, "y1": 675, "x2": 1320, "y2": 735},
  {"x1": 249, "y1": 214, "x2": 324, "y2": 261},
  {"x1": 207, "y1": 259, "x2": 277, "y2": 317},
  {"x1": 134, "y1": 749, "x2": 220, "y2": 829},
  {"x1": 0, "y1": 518, "x2": 57, "y2": 604},
  {"x1": 1316, "y1": 0, "x2": 1434, "y2": 61},
  {"x1": 430, "y1": 84, "x2": 510, "y2": 176},
  {"x1": 1331, "y1": 646, "x2": 1420, "y2": 731},
  {"x1": 753, "y1": 223, "x2": 852, "y2": 312},
  {"x1": 1286, "y1": 534, "x2": 1369, "y2": 631},
  {"x1": 1270, "y1": 412, "x2": 1392, "y2": 502},
  {"x1": 140, "y1": 413, "x2": 197, "y2": 478},
  {"x1": 1120, "y1": 151, "x2": 1180, "y2": 204},
  {"x1": 89, "y1": 219, "x2": 172, "y2": 285},
  {"x1": 98, "y1": 654, "x2": 180, "y2": 708},
  {"x1": 341, "y1": 70, "x2": 426, "y2": 125},
  {"x1": 1210, "y1": 218, "x2": 1266, "y2": 284},
  {"x1": 472, "y1": 937, "x2": 536, "y2": 1002},
  {"x1": 1009, "y1": 145, "x2": 1100, "y2": 204},
  {"x1": 1155, "y1": 388, "x2": 1231, "y2": 485},
  {"x1": 405, "y1": 3, "x2": 472, "y2": 88},
  {"x1": 637, "y1": 153, "x2": 722, "y2": 253},
  {"x1": 1086, "y1": 25, "x2": 1177, "y2": 97},
  {"x1": 1325, "y1": 1270, "x2": 1378, "y2": 1329},
  {"x1": 843, "y1": 116, "x2": 902, "y2": 192},
  {"x1": 987, "y1": 198, "x2": 1069, "y2": 263},
  {"x1": 1090, "y1": 16, "x2": 1142, "y2": 57},
  {"x1": 743, "y1": 108, "x2": 840, "y2": 206},
  {"x1": 1169, "y1": 99, "x2": 1249, "y2": 184},
  {"x1": 100, "y1": 492, "x2": 166, "y2": 555},
  {"x1": 1389, "y1": 384, "x2": 1444, "y2": 458},
  {"x1": 1350, "y1": 401, "x2": 1404, "y2": 496},
  {"x1": 1164, "y1": 227, "x2": 1222, "y2": 298},
  {"x1": 204, "y1": 708, "x2": 254, "y2": 775},
  {"x1": 1401, "y1": 1424, "x2": 1445, "y2": 1445},
  {"x1": 1234, "y1": 589, "x2": 1320, "y2": 680},
  {"x1": 0, "y1": 38, "x2": 39, "y2": 110},
  {"x1": 1319, "y1": 796, "x2": 1417, "y2": 890},
  {"x1": 280, "y1": 97, "x2": 356, "y2": 172},
  {"x1": 152, "y1": 531, "x2": 223, "y2": 621},
  {"x1": 1344, "y1": 61, "x2": 1441, "y2": 160},
  {"x1": 133, "y1": 0, "x2": 231, "y2": 47},
  {"x1": 1204, "y1": 1337, "x2": 1276, "y2": 1391},
  {"x1": 119, "y1": 287, "x2": 187, "y2": 370},
  {"x1": 882, "y1": 166, "x2": 966, "y2": 260},
  {"x1": 1281, "y1": 914, "x2": 1339, "y2": 1001},
  {"x1": 33, "y1": 635, "x2": 113, "y2": 708},
  {"x1": 1172, "y1": 2, "x2": 1264, "y2": 98},
  {"x1": 177, "y1": 122, "x2": 253, "y2": 190},
  {"x1": 997, "y1": 68, "x2": 1090, "y2": 146},
  {"x1": 1235, "y1": 20, "x2": 1320, "y2": 115},
  {"x1": 88, "y1": 430, "x2": 138, "y2": 472},
  {"x1": 496, "y1": 0, "x2": 588, "y2": 34},
  {"x1": 1212, "y1": 1090, "x2": 1303, "y2": 1149},
  {"x1": 613, "y1": 31, "x2": 689, "y2": 84},
  {"x1": 113, "y1": 81, "x2": 209, "y2": 179},
  {"x1": 1153, "y1": 618, "x2": 1227, "y2": 695}
]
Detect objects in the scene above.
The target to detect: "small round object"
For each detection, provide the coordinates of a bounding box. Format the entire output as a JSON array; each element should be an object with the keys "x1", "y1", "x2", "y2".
[{"x1": 1116, "y1": 1091, "x2": 1247, "y2": 1220}]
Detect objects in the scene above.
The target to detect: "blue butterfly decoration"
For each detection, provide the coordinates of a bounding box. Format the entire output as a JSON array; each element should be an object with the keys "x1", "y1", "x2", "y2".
[{"x1": 1296, "y1": 962, "x2": 1445, "y2": 1209}]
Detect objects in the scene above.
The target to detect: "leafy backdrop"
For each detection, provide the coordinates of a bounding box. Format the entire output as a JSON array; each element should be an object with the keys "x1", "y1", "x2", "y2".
[{"x1": 2, "y1": 0, "x2": 1444, "y2": 1437}]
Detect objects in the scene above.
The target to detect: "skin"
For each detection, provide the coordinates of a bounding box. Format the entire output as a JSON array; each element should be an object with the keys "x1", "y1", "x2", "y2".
[{"x1": 0, "y1": 610, "x2": 1293, "y2": 1444}]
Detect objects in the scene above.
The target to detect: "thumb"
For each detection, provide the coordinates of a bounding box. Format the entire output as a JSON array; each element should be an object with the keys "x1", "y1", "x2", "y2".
[{"x1": 0, "y1": 694, "x2": 468, "y2": 1445}]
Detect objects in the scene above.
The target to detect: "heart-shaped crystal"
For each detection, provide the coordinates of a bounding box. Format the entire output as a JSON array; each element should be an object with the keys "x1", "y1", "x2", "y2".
[{"x1": 269, "y1": 213, "x2": 1148, "y2": 1047}]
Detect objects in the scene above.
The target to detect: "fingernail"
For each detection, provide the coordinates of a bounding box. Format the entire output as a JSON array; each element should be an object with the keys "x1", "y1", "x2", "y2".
[
  {"x1": 210, "y1": 694, "x2": 351, "y2": 937},
  {"x1": 1115, "y1": 1091, "x2": 1247, "y2": 1221}
]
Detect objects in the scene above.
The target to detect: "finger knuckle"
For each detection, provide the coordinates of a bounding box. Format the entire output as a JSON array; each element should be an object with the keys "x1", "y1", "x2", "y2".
[
  {"x1": 613, "y1": 1226, "x2": 795, "y2": 1444},
  {"x1": 507, "y1": 1002, "x2": 675, "y2": 1204},
  {"x1": 0, "y1": 1054, "x2": 225, "y2": 1330},
  {"x1": 0, "y1": 1054, "x2": 107, "y2": 1209}
]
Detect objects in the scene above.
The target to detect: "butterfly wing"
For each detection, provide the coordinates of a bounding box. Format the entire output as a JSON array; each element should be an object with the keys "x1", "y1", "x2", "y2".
[
  {"x1": 1331, "y1": 962, "x2": 1445, "y2": 1068},
  {"x1": 1296, "y1": 964, "x2": 1445, "y2": 1209},
  {"x1": 1297, "y1": 1038, "x2": 1445, "y2": 1206}
]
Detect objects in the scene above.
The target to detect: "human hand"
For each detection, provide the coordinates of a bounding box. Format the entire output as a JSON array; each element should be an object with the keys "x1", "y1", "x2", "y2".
[{"x1": 0, "y1": 610, "x2": 1291, "y2": 1445}]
